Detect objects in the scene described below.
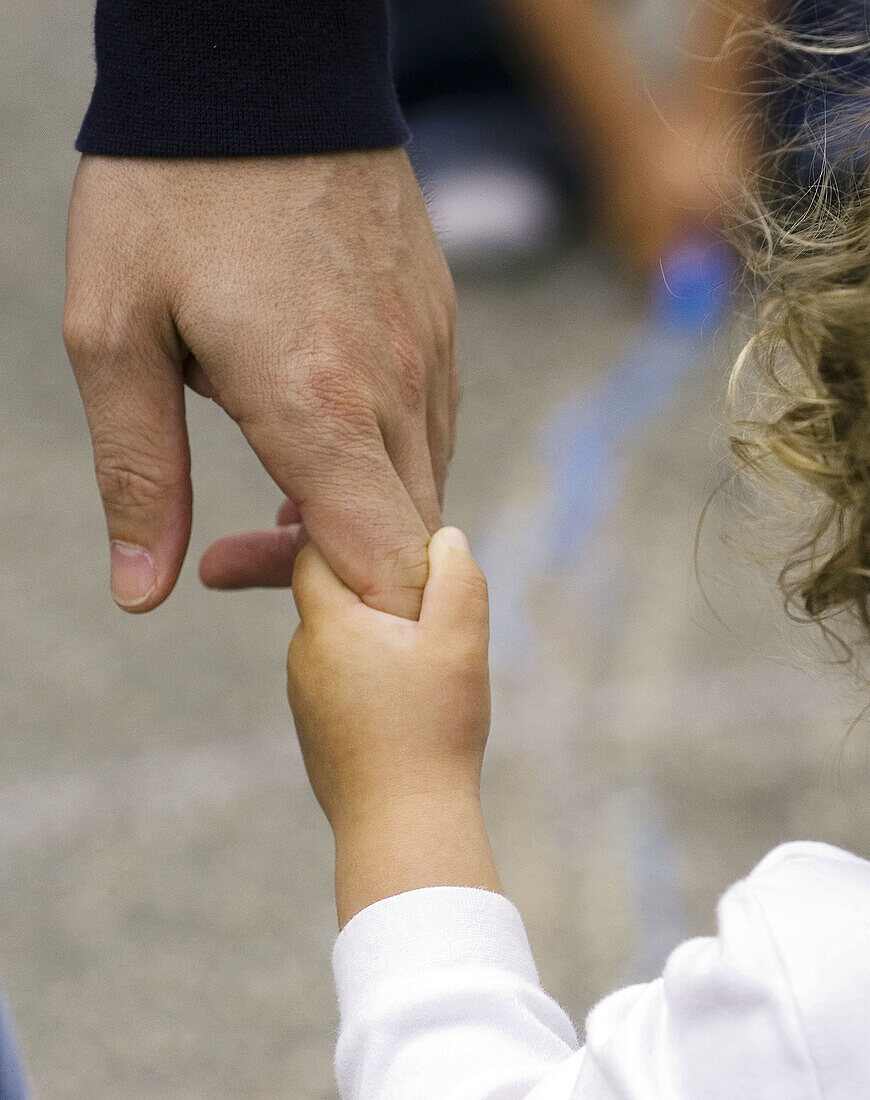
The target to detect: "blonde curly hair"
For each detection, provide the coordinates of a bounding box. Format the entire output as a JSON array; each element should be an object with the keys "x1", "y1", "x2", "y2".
[{"x1": 728, "y1": 2, "x2": 870, "y2": 640}]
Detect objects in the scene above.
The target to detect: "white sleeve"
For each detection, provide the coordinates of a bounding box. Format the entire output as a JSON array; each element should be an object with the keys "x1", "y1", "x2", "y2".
[
  {"x1": 332, "y1": 886, "x2": 583, "y2": 1099},
  {"x1": 332, "y1": 844, "x2": 863, "y2": 1099}
]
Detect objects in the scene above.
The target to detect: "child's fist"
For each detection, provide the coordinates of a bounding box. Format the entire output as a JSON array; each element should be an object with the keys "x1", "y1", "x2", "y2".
[{"x1": 287, "y1": 527, "x2": 491, "y2": 833}]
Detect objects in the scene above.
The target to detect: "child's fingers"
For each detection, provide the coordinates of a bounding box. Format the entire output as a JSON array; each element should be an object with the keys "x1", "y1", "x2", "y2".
[
  {"x1": 292, "y1": 541, "x2": 360, "y2": 625},
  {"x1": 420, "y1": 527, "x2": 489, "y2": 640}
]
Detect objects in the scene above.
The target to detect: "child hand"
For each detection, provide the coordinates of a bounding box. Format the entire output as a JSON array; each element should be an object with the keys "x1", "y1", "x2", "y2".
[{"x1": 287, "y1": 526, "x2": 491, "y2": 836}]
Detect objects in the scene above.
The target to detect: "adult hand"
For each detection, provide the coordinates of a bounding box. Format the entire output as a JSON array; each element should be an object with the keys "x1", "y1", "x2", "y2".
[{"x1": 63, "y1": 148, "x2": 457, "y2": 619}]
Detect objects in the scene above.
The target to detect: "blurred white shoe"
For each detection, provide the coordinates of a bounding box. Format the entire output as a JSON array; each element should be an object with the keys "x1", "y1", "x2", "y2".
[{"x1": 423, "y1": 160, "x2": 564, "y2": 267}]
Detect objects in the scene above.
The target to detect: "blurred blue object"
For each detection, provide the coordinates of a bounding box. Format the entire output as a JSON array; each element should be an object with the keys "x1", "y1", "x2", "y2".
[
  {"x1": 480, "y1": 236, "x2": 734, "y2": 673},
  {"x1": 0, "y1": 990, "x2": 27, "y2": 1100},
  {"x1": 543, "y1": 236, "x2": 733, "y2": 572},
  {"x1": 653, "y1": 237, "x2": 734, "y2": 331},
  {"x1": 477, "y1": 239, "x2": 734, "y2": 972}
]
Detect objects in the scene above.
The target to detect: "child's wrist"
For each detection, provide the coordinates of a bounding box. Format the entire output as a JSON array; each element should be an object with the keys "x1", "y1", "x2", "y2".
[
  {"x1": 331, "y1": 785, "x2": 502, "y2": 929},
  {"x1": 330, "y1": 774, "x2": 481, "y2": 834}
]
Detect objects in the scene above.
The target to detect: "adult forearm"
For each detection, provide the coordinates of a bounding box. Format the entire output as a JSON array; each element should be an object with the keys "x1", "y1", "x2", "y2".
[
  {"x1": 685, "y1": 0, "x2": 771, "y2": 116},
  {"x1": 493, "y1": 0, "x2": 652, "y2": 175}
]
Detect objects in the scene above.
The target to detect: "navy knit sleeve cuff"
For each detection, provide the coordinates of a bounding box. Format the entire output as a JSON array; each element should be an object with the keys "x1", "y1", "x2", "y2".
[{"x1": 76, "y1": 1, "x2": 409, "y2": 157}]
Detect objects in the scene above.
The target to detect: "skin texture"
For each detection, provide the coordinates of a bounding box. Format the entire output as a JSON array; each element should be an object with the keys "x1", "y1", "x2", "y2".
[
  {"x1": 287, "y1": 528, "x2": 502, "y2": 928},
  {"x1": 63, "y1": 148, "x2": 457, "y2": 620}
]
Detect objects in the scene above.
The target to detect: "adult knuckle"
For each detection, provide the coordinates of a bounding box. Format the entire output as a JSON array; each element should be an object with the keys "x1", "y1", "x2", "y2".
[
  {"x1": 62, "y1": 304, "x2": 136, "y2": 366},
  {"x1": 433, "y1": 313, "x2": 455, "y2": 361},
  {"x1": 95, "y1": 463, "x2": 164, "y2": 511},
  {"x1": 391, "y1": 534, "x2": 431, "y2": 578},
  {"x1": 298, "y1": 351, "x2": 352, "y2": 405},
  {"x1": 423, "y1": 265, "x2": 456, "y2": 352},
  {"x1": 62, "y1": 307, "x2": 105, "y2": 362},
  {"x1": 447, "y1": 283, "x2": 458, "y2": 327},
  {"x1": 287, "y1": 353, "x2": 377, "y2": 434},
  {"x1": 92, "y1": 441, "x2": 174, "y2": 510},
  {"x1": 356, "y1": 537, "x2": 429, "y2": 608}
]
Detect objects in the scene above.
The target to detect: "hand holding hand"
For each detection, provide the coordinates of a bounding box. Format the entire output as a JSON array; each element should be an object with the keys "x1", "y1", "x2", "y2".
[{"x1": 287, "y1": 527, "x2": 491, "y2": 833}]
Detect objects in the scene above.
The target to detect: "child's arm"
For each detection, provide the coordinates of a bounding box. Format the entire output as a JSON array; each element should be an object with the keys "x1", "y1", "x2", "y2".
[
  {"x1": 288, "y1": 527, "x2": 505, "y2": 926},
  {"x1": 286, "y1": 530, "x2": 841, "y2": 1099},
  {"x1": 287, "y1": 528, "x2": 583, "y2": 1097},
  {"x1": 287, "y1": 526, "x2": 501, "y2": 928}
]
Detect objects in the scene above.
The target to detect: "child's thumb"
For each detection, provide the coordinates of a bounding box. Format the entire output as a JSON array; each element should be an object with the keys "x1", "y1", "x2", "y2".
[{"x1": 420, "y1": 527, "x2": 489, "y2": 638}]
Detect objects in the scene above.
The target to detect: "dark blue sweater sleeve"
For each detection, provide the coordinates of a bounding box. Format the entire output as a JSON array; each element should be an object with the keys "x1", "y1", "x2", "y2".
[{"x1": 76, "y1": 1, "x2": 409, "y2": 157}]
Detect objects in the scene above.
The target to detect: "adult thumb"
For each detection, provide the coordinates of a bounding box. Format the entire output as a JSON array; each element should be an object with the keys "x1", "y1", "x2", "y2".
[
  {"x1": 420, "y1": 527, "x2": 489, "y2": 639},
  {"x1": 64, "y1": 318, "x2": 192, "y2": 612}
]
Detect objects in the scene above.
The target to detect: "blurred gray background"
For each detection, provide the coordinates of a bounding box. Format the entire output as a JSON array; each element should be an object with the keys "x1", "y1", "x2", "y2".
[{"x1": 2, "y1": 2, "x2": 869, "y2": 1097}]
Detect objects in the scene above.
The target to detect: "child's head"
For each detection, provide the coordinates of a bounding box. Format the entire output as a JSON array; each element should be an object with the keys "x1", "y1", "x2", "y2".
[{"x1": 727, "y1": 7, "x2": 870, "y2": 651}]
